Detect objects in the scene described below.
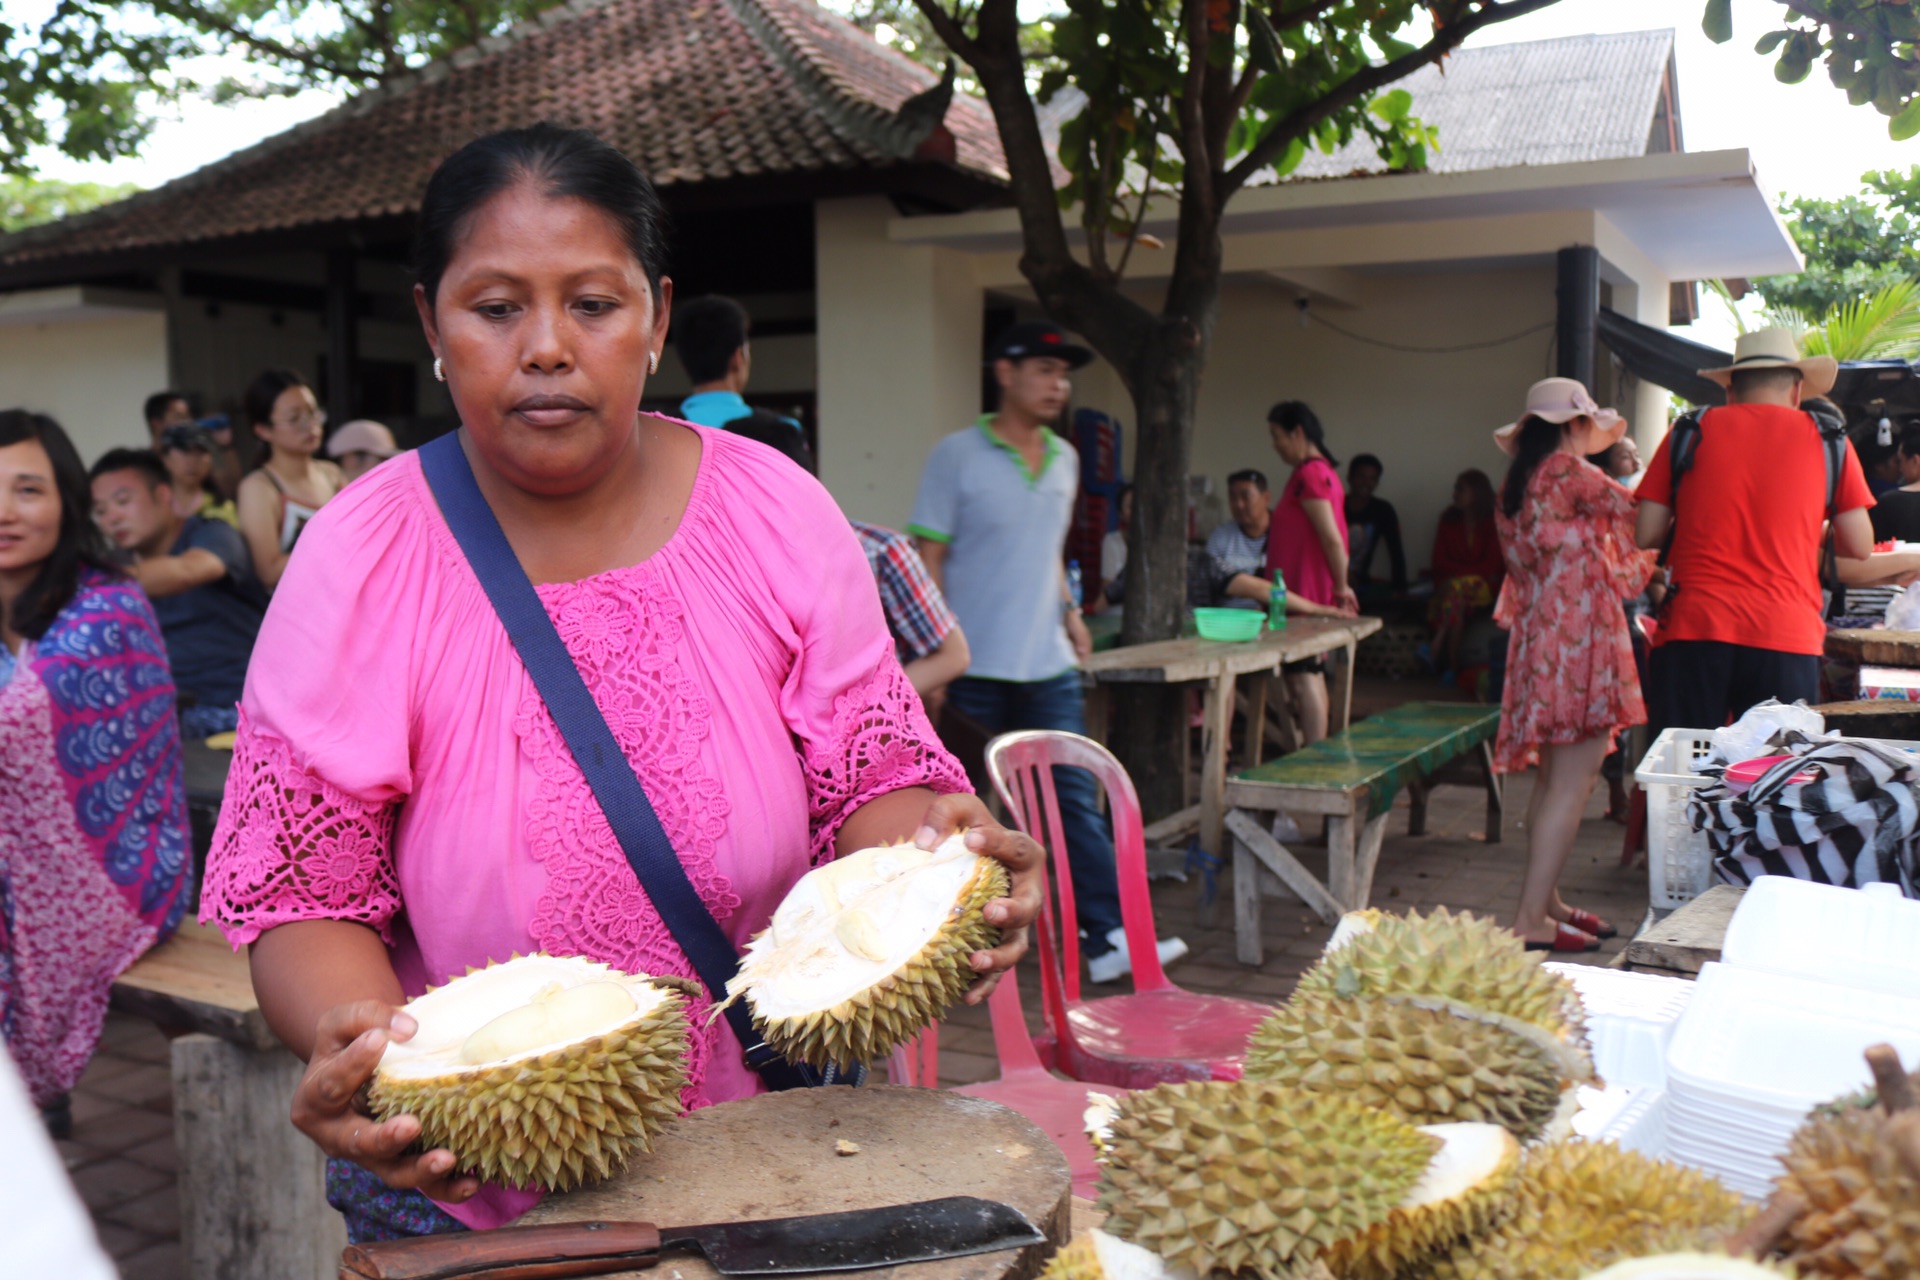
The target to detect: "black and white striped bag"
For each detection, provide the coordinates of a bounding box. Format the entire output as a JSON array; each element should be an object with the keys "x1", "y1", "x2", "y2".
[{"x1": 1687, "y1": 739, "x2": 1920, "y2": 897}]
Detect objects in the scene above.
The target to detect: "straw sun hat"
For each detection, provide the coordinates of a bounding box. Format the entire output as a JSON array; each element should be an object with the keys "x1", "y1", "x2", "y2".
[
  {"x1": 1696, "y1": 326, "x2": 1838, "y2": 397},
  {"x1": 1492, "y1": 377, "x2": 1628, "y2": 457}
]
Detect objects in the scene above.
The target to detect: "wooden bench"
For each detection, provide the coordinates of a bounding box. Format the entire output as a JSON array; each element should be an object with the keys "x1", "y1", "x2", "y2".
[
  {"x1": 110, "y1": 920, "x2": 344, "y2": 1280},
  {"x1": 1222, "y1": 701, "x2": 1503, "y2": 964}
]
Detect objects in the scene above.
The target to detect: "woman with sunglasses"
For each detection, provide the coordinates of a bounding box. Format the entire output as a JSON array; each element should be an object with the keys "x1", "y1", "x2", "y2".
[{"x1": 235, "y1": 369, "x2": 345, "y2": 589}]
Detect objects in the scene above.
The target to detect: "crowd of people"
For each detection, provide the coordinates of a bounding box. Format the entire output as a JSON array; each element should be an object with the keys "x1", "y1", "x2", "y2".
[{"x1": 3, "y1": 119, "x2": 1906, "y2": 1247}]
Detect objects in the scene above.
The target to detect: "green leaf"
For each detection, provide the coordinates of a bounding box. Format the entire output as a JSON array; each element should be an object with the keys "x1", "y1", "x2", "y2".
[
  {"x1": 1893, "y1": 97, "x2": 1920, "y2": 141},
  {"x1": 1246, "y1": 6, "x2": 1283, "y2": 75},
  {"x1": 1369, "y1": 87, "x2": 1412, "y2": 124},
  {"x1": 1754, "y1": 30, "x2": 1788, "y2": 56},
  {"x1": 1703, "y1": 0, "x2": 1733, "y2": 45}
]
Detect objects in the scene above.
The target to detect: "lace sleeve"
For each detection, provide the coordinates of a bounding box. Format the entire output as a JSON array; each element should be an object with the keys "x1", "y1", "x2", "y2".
[
  {"x1": 800, "y1": 663, "x2": 971, "y2": 865},
  {"x1": 199, "y1": 710, "x2": 403, "y2": 947}
]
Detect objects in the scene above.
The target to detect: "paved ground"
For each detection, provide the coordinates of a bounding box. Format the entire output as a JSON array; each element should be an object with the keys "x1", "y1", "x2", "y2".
[{"x1": 63, "y1": 676, "x2": 1649, "y2": 1277}]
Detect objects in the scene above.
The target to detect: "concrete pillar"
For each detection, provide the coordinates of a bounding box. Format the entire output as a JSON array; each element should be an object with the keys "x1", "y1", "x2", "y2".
[{"x1": 815, "y1": 197, "x2": 983, "y2": 528}]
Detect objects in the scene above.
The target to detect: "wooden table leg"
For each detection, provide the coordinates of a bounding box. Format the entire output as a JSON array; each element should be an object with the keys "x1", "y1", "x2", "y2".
[
  {"x1": 1351, "y1": 810, "x2": 1390, "y2": 909},
  {"x1": 1329, "y1": 639, "x2": 1358, "y2": 733},
  {"x1": 1199, "y1": 673, "x2": 1235, "y2": 858},
  {"x1": 1326, "y1": 807, "x2": 1358, "y2": 909},
  {"x1": 1481, "y1": 740, "x2": 1505, "y2": 843},
  {"x1": 1268, "y1": 671, "x2": 1300, "y2": 755},
  {"x1": 1085, "y1": 682, "x2": 1109, "y2": 745},
  {"x1": 1406, "y1": 775, "x2": 1430, "y2": 837},
  {"x1": 1230, "y1": 825, "x2": 1263, "y2": 966},
  {"x1": 1245, "y1": 674, "x2": 1268, "y2": 769}
]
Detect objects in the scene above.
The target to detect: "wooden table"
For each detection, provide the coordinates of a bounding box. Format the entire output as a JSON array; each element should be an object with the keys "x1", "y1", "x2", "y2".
[
  {"x1": 1080, "y1": 616, "x2": 1383, "y2": 859},
  {"x1": 110, "y1": 920, "x2": 344, "y2": 1280},
  {"x1": 1825, "y1": 628, "x2": 1920, "y2": 667}
]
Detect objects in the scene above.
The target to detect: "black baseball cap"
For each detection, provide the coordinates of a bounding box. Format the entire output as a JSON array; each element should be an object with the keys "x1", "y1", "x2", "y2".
[
  {"x1": 159, "y1": 423, "x2": 215, "y2": 453},
  {"x1": 986, "y1": 320, "x2": 1093, "y2": 369}
]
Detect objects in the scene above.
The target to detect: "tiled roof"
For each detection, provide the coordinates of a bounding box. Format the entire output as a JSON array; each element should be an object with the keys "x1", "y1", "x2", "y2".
[
  {"x1": 0, "y1": 0, "x2": 1007, "y2": 271},
  {"x1": 1290, "y1": 30, "x2": 1677, "y2": 179}
]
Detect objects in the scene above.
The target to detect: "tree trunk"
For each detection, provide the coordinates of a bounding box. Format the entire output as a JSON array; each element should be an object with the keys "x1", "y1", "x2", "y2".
[{"x1": 1110, "y1": 318, "x2": 1207, "y2": 821}]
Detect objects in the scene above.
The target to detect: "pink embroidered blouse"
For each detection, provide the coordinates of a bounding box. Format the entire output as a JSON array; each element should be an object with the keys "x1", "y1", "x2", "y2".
[{"x1": 200, "y1": 423, "x2": 969, "y2": 1228}]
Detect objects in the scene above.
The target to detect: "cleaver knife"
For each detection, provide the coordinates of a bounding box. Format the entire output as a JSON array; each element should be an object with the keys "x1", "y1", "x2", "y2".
[{"x1": 339, "y1": 1195, "x2": 1047, "y2": 1280}]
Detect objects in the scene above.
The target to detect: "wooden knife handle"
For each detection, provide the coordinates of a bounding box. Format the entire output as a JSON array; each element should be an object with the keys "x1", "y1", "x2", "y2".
[{"x1": 340, "y1": 1221, "x2": 662, "y2": 1280}]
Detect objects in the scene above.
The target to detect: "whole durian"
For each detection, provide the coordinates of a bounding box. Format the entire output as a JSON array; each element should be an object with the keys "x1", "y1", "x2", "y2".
[
  {"x1": 1244, "y1": 994, "x2": 1580, "y2": 1141},
  {"x1": 368, "y1": 954, "x2": 690, "y2": 1191},
  {"x1": 1325, "y1": 1122, "x2": 1521, "y2": 1280},
  {"x1": 1296, "y1": 909, "x2": 1592, "y2": 1073},
  {"x1": 1581, "y1": 1257, "x2": 1796, "y2": 1279},
  {"x1": 1097, "y1": 1079, "x2": 1438, "y2": 1279},
  {"x1": 1425, "y1": 1140, "x2": 1748, "y2": 1280},
  {"x1": 723, "y1": 835, "x2": 1008, "y2": 1070},
  {"x1": 1774, "y1": 1102, "x2": 1920, "y2": 1277}
]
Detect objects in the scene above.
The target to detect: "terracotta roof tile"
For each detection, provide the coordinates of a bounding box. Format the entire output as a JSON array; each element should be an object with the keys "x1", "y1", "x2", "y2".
[{"x1": 0, "y1": 0, "x2": 1007, "y2": 270}]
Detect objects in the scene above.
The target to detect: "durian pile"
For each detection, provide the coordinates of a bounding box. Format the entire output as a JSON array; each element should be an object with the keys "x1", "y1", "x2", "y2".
[
  {"x1": 368, "y1": 954, "x2": 691, "y2": 1191},
  {"x1": 722, "y1": 833, "x2": 1008, "y2": 1070},
  {"x1": 1047, "y1": 909, "x2": 1780, "y2": 1280}
]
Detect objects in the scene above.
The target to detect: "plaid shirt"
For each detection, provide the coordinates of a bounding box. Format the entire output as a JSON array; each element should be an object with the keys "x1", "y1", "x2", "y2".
[{"x1": 851, "y1": 521, "x2": 958, "y2": 662}]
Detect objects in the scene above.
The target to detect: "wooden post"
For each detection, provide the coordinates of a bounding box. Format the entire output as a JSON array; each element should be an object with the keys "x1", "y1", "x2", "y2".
[
  {"x1": 1198, "y1": 668, "x2": 1236, "y2": 859},
  {"x1": 172, "y1": 1034, "x2": 345, "y2": 1280}
]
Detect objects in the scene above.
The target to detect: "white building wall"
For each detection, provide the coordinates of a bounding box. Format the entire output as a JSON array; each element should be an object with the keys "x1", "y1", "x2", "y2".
[
  {"x1": 0, "y1": 310, "x2": 169, "y2": 464},
  {"x1": 815, "y1": 197, "x2": 982, "y2": 529}
]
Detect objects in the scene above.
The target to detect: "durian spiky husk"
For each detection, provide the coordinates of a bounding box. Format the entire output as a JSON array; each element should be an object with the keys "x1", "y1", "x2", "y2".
[
  {"x1": 724, "y1": 835, "x2": 1009, "y2": 1070},
  {"x1": 1580, "y1": 1256, "x2": 1797, "y2": 1280},
  {"x1": 1097, "y1": 1080, "x2": 1439, "y2": 1280},
  {"x1": 1775, "y1": 1103, "x2": 1920, "y2": 1278},
  {"x1": 1039, "y1": 1231, "x2": 1193, "y2": 1280},
  {"x1": 1296, "y1": 909, "x2": 1592, "y2": 1074},
  {"x1": 1423, "y1": 1140, "x2": 1748, "y2": 1280},
  {"x1": 1244, "y1": 994, "x2": 1575, "y2": 1141},
  {"x1": 1325, "y1": 1123, "x2": 1520, "y2": 1280},
  {"x1": 369, "y1": 955, "x2": 689, "y2": 1192}
]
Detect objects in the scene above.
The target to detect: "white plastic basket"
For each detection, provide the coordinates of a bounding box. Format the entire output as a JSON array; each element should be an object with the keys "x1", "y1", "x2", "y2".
[{"x1": 1631, "y1": 728, "x2": 1721, "y2": 909}]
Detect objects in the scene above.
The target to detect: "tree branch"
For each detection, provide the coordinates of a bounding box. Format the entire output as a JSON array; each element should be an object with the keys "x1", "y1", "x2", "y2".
[
  {"x1": 145, "y1": 0, "x2": 365, "y2": 81},
  {"x1": 1220, "y1": 0, "x2": 1562, "y2": 195},
  {"x1": 1777, "y1": 0, "x2": 1895, "y2": 48},
  {"x1": 905, "y1": 0, "x2": 982, "y2": 66},
  {"x1": 1270, "y1": 0, "x2": 1346, "y2": 33}
]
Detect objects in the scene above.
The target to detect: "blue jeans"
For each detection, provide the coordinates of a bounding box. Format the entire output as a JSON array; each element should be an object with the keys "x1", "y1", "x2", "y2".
[{"x1": 946, "y1": 672, "x2": 1126, "y2": 954}]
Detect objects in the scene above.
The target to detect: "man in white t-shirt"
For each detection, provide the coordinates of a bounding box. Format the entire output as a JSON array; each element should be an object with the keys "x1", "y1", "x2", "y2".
[{"x1": 1205, "y1": 469, "x2": 1271, "y2": 609}]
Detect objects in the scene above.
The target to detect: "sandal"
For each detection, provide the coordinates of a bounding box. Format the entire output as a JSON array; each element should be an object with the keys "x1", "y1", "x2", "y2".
[
  {"x1": 1523, "y1": 922, "x2": 1600, "y2": 953},
  {"x1": 1561, "y1": 908, "x2": 1617, "y2": 940}
]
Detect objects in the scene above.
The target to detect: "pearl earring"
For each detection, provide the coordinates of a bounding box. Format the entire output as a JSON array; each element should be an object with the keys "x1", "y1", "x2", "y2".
[
  {"x1": 433, "y1": 357, "x2": 446, "y2": 383},
  {"x1": 648, "y1": 351, "x2": 658, "y2": 375}
]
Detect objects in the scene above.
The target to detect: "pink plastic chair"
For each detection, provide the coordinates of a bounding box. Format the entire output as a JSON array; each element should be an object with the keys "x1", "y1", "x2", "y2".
[{"x1": 985, "y1": 730, "x2": 1274, "y2": 1087}]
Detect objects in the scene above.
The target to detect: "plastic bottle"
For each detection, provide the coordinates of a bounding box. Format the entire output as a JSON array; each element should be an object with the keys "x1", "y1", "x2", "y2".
[
  {"x1": 1268, "y1": 578, "x2": 1288, "y2": 631},
  {"x1": 1066, "y1": 561, "x2": 1083, "y2": 610}
]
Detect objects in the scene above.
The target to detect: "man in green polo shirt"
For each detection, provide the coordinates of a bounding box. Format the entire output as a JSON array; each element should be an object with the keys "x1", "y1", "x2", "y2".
[{"x1": 909, "y1": 320, "x2": 1186, "y2": 985}]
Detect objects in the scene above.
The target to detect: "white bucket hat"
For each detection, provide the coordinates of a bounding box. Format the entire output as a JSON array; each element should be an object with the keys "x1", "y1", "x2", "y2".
[
  {"x1": 1492, "y1": 378, "x2": 1628, "y2": 457},
  {"x1": 1697, "y1": 326, "x2": 1837, "y2": 397}
]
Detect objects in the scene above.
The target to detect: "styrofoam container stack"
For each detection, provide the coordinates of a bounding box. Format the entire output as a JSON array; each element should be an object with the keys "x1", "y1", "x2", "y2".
[
  {"x1": 1548, "y1": 963, "x2": 1694, "y2": 1161},
  {"x1": 1658, "y1": 878, "x2": 1920, "y2": 1198}
]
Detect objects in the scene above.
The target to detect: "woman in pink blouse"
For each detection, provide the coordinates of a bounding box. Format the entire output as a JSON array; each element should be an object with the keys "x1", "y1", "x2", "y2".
[
  {"x1": 1492, "y1": 379, "x2": 1651, "y2": 953},
  {"x1": 1264, "y1": 401, "x2": 1361, "y2": 744},
  {"x1": 199, "y1": 126, "x2": 1043, "y2": 1241}
]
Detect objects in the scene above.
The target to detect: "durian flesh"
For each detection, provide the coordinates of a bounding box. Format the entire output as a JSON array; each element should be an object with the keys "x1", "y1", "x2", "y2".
[
  {"x1": 1325, "y1": 1122, "x2": 1520, "y2": 1280},
  {"x1": 726, "y1": 835, "x2": 1008, "y2": 1070},
  {"x1": 1581, "y1": 1257, "x2": 1797, "y2": 1280},
  {"x1": 369, "y1": 954, "x2": 689, "y2": 1192},
  {"x1": 1039, "y1": 1230, "x2": 1195, "y2": 1280}
]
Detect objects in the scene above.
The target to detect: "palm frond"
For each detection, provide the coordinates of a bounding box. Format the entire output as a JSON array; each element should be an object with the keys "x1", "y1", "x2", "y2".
[{"x1": 1785, "y1": 279, "x2": 1920, "y2": 362}]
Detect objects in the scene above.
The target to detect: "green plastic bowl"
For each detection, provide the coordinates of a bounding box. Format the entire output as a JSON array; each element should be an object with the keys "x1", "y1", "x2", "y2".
[{"x1": 1193, "y1": 607, "x2": 1265, "y2": 642}]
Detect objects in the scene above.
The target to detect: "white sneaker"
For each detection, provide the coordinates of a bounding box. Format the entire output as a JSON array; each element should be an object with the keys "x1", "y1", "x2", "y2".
[
  {"x1": 1086, "y1": 927, "x2": 1191, "y2": 984},
  {"x1": 1270, "y1": 811, "x2": 1306, "y2": 843}
]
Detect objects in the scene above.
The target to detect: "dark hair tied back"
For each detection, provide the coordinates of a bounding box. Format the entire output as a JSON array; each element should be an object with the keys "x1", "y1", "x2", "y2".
[
  {"x1": 1267, "y1": 400, "x2": 1339, "y2": 468},
  {"x1": 414, "y1": 123, "x2": 671, "y2": 307},
  {"x1": 1501, "y1": 415, "x2": 1566, "y2": 517},
  {"x1": 0, "y1": 409, "x2": 120, "y2": 640}
]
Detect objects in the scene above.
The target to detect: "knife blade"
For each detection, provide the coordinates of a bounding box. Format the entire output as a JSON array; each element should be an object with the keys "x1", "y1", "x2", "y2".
[{"x1": 339, "y1": 1195, "x2": 1046, "y2": 1280}]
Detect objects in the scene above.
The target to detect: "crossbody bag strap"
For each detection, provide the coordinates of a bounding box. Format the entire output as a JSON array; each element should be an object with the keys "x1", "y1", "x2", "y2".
[{"x1": 417, "y1": 433, "x2": 823, "y2": 1091}]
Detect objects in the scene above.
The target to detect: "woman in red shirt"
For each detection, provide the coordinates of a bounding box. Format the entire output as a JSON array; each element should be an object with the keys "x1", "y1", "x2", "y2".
[
  {"x1": 1265, "y1": 401, "x2": 1360, "y2": 744},
  {"x1": 1427, "y1": 469, "x2": 1503, "y2": 680}
]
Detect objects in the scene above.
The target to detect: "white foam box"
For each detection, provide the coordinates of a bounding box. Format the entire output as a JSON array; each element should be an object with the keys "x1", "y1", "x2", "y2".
[
  {"x1": 1545, "y1": 962, "x2": 1693, "y2": 1090},
  {"x1": 1858, "y1": 665, "x2": 1920, "y2": 701},
  {"x1": 1720, "y1": 878, "x2": 1920, "y2": 1000}
]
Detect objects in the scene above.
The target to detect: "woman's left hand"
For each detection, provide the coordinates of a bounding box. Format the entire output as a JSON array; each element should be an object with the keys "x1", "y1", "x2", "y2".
[
  {"x1": 1333, "y1": 585, "x2": 1362, "y2": 616},
  {"x1": 913, "y1": 792, "x2": 1045, "y2": 1004}
]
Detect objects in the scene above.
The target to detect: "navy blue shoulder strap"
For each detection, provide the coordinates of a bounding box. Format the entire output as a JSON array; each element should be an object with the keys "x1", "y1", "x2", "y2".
[{"x1": 416, "y1": 433, "x2": 823, "y2": 1090}]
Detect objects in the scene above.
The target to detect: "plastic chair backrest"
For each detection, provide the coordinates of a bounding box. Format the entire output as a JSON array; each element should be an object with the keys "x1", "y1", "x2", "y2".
[
  {"x1": 987, "y1": 964, "x2": 1046, "y2": 1076},
  {"x1": 984, "y1": 730, "x2": 1173, "y2": 1021}
]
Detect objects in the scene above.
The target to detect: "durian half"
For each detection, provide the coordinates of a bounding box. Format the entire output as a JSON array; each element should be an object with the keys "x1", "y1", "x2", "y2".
[
  {"x1": 369, "y1": 954, "x2": 690, "y2": 1192},
  {"x1": 724, "y1": 835, "x2": 1009, "y2": 1070},
  {"x1": 1038, "y1": 1230, "x2": 1196, "y2": 1280},
  {"x1": 1581, "y1": 1257, "x2": 1797, "y2": 1280},
  {"x1": 1325, "y1": 1122, "x2": 1521, "y2": 1280}
]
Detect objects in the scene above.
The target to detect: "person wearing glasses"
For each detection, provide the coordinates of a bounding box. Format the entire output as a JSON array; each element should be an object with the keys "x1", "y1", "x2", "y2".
[{"x1": 236, "y1": 369, "x2": 345, "y2": 589}]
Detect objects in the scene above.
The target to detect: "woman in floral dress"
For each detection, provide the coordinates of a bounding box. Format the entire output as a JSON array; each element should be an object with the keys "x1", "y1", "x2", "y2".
[
  {"x1": 0, "y1": 410, "x2": 192, "y2": 1131},
  {"x1": 1492, "y1": 379, "x2": 1652, "y2": 952}
]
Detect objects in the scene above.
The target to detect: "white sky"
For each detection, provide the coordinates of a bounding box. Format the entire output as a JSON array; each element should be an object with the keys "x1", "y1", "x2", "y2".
[{"x1": 17, "y1": 0, "x2": 1915, "y2": 348}]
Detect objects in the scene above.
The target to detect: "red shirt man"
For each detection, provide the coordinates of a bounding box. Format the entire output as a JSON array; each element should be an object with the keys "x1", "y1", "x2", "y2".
[{"x1": 1636, "y1": 328, "x2": 1874, "y2": 733}]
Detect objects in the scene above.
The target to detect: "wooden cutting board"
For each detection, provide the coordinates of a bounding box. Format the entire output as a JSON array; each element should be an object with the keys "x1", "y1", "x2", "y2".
[{"x1": 520, "y1": 1085, "x2": 1071, "y2": 1280}]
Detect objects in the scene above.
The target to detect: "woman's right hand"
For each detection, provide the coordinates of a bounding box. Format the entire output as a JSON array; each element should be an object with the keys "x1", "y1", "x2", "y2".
[{"x1": 290, "y1": 1000, "x2": 481, "y2": 1204}]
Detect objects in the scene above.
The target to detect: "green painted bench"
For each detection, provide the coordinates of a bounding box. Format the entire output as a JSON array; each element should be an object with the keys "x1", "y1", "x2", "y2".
[{"x1": 1221, "y1": 701, "x2": 1503, "y2": 963}]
